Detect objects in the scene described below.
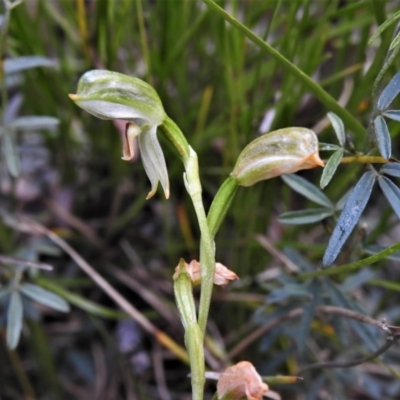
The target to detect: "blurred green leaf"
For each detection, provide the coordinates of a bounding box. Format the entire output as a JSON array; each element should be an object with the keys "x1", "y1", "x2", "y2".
[
  {"x1": 20, "y1": 283, "x2": 70, "y2": 313},
  {"x1": 320, "y1": 148, "x2": 344, "y2": 189},
  {"x1": 0, "y1": 286, "x2": 11, "y2": 299},
  {"x1": 377, "y1": 70, "x2": 400, "y2": 111},
  {"x1": 298, "y1": 281, "x2": 319, "y2": 355},
  {"x1": 8, "y1": 116, "x2": 59, "y2": 131},
  {"x1": 390, "y1": 30, "x2": 400, "y2": 50},
  {"x1": 378, "y1": 175, "x2": 400, "y2": 220},
  {"x1": 323, "y1": 171, "x2": 376, "y2": 266},
  {"x1": 7, "y1": 291, "x2": 23, "y2": 349},
  {"x1": 374, "y1": 116, "x2": 391, "y2": 159},
  {"x1": 380, "y1": 163, "x2": 400, "y2": 178},
  {"x1": 327, "y1": 112, "x2": 345, "y2": 146},
  {"x1": 4, "y1": 56, "x2": 57, "y2": 75},
  {"x1": 278, "y1": 208, "x2": 334, "y2": 225},
  {"x1": 1, "y1": 128, "x2": 20, "y2": 177},
  {"x1": 282, "y1": 174, "x2": 333, "y2": 207}
]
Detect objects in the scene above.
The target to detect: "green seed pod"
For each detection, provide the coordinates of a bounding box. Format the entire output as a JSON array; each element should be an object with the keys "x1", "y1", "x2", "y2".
[{"x1": 231, "y1": 127, "x2": 324, "y2": 187}]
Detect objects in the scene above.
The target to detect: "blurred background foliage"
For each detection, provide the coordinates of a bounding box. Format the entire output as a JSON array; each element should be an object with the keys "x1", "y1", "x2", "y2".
[{"x1": 2, "y1": 0, "x2": 400, "y2": 399}]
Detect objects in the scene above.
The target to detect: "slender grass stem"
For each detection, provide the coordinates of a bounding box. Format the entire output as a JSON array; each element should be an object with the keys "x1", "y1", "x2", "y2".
[{"x1": 202, "y1": 0, "x2": 366, "y2": 139}]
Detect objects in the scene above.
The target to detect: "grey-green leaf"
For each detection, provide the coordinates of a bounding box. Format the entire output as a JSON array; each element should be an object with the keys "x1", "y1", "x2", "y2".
[
  {"x1": 2, "y1": 129, "x2": 20, "y2": 177},
  {"x1": 327, "y1": 112, "x2": 345, "y2": 147},
  {"x1": 298, "y1": 281, "x2": 319, "y2": 355},
  {"x1": 8, "y1": 116, "x2": 59, "y2": 131},
  {"x1": 383, "y1": 110, "x2": 400, "y2": 122},
  {"x1": 377, "y1": 70, "x2": 400, "y2": 111},
  {"x1": 378, "y1": 176, "x2": 400, "y2": 220},
  {"x1": 7, "y1": 291, "x2": 23, "y2": 349},
  {"x1": 20, "y1": 283, "x2": 70, "y2": 312},
  {"x1": 282, "y1": 174, "x2": 332, "y2": 207},
  {"x1": 323, "y1": 171, "x2": 376, "y2": 267},
  {"x1": 320, "y1": 148, "x2": 344, "y2": 189},
  {"x1": 380, "y1": 163, "x2": 400, "y2": 178},
  {"x1": 4, "y1": 56, "x2": 57, "y2": 75},
  {"x1": 278, "y1": 208, "x2": 334, "y2": 225},
  {"x1": 319, "y1": 142, "x2": 341, "y2": 151},
  {"x1": 374, "y1": 116, "x2": 391, "y2": 159}
]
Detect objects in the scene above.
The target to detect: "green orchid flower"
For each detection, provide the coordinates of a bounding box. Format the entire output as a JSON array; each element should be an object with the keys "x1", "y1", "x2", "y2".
[{"x1": 69, "y1": 69, "x2": 169, "y2": 199}]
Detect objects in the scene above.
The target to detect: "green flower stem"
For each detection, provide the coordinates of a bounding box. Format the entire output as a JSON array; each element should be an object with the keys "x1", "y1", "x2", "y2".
[
  {"x1": 162, "y1": 120, "x2": 215, "y2": 399},
  {"x1": 202, "y1": 0, "x2": 366, "y2": 139},
  {"x1": 207, "y1": 176, "x2": 239, "y2": 239},
  {"x1": 161, "y1": 117, "x2": 191, "y2": 161},
  {"x1": 183, "y1": 147, "x2": 216, "y2": 335},
  {"x1": 339, "y1": 155, "x2": 388, "y2": 164}
]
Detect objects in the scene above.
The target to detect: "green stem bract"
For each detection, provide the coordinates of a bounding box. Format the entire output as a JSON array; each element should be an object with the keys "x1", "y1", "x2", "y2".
[
  {"x1": 202, "y1": 0, "x2": 366, "y2": 139},
  {"x1": 207, "y1": 176, "x2": 239, "y2": 240},
  {"x1": 185, "y1": 324, "x2": 206, "y2": 400},
  {"x1": 174, "y1": 262, "x2": 205, "y2": 400}
]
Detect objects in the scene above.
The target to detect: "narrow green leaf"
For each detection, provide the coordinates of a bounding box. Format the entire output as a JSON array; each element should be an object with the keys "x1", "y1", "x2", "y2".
[
  {"x1": 319, "y1": 142, "x2": 341, "y2": 151},
  {"x1": 7, "y1": 291, "x2": 23, "y2": 349},
  {"x1": 327, "y1": 112, "x2": 345, "y2": 146},
  {"x1": 377, "y1": 70, "x2": 400, "y2": 111},
  {"x1": 282, "y1": 174, "x2": 333, "y2": 207},
  {"x1": 320, "y1": 148, "x2": 344, "y2": 189},
  {"x1": 20, "y1": 283, "x2": 70, "y2": 312},
  {"x1": 374, "y1": 115, "x2": 391, "y2": 159},
  {"x1": 278, "y1": 208, "x2": 334, "y2": 225},
  {"x1": 4, "y1": 56, "x2": 57, "y2": 75},
  {"x1": 378, "y1": 176, "x2": 400, "y2": 220},
  {"x1": 390, "y1": 30, "x2": 400, "y2": 50},
  {"x1": 380, "y1": 163, "x2": 400, "y2": 178},
  {"x1": 383, "y1": 110, "x2": 400, "y2": 122},
  {"x1": 8, "y1": 116, "x2": 59, "y2": 131},
  {"x1": 368, "y1": 10, "x2": 400, "y2": 45},
  {"x1": 323, "y1": 171, "x2": 376, "y2": 267},
  {"x1": 2, "y1": 129, "x2": 20, "y2": 177}
]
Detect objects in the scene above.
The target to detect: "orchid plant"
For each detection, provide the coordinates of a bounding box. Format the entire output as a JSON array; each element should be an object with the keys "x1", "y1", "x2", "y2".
[{"x1": 70, "y1": 69, "x2": 323, "y2": 400}]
